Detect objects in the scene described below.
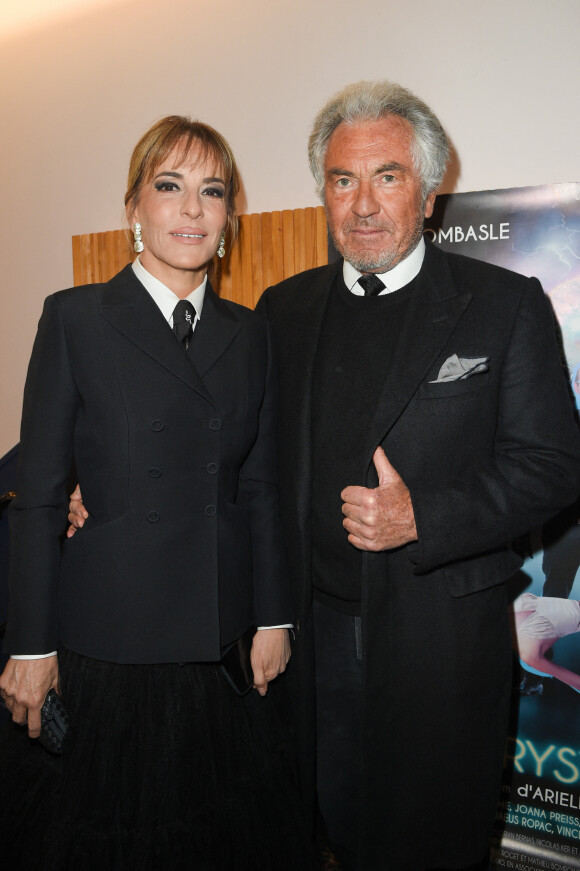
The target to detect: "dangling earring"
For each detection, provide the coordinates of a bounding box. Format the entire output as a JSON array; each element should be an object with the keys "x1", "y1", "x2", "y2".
[
  {"x1": 133, "y1": 222, "x2": 144, "y2": 254},
  {"x1": 217, "y1": 233, "x2": 226, "y2": 259}
]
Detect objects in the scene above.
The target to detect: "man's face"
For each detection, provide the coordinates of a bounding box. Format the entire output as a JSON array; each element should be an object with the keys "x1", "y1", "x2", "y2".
[{"x1": 323, "y1": 116, "x2": 436, "y2": 272}]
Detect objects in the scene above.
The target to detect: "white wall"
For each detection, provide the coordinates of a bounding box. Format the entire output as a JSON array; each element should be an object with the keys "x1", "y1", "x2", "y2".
[{"x1": 1, "y1": 0, "x2": 579, "y2": 454}]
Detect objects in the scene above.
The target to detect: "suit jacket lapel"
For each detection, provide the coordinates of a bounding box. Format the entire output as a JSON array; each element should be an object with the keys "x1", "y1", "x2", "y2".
[
  {"x1": 278, "y1": 262, "x2": 341, "y2": 543},
  {"x1": 274, "y1": 262, "x2": 340, "y2": 615},
  {"x1": 99, "y1": 264, "x2": 213, "y2": 402},
  {"x1": 286, "y1": 260, "x2": 342, "y2": 459},
  {"x1": 364, "y1": 244, "x2": 472, "y2": 462}
]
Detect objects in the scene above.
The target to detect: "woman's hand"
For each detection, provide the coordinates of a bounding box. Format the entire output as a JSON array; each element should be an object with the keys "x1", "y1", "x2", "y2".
[
  {"x1": 250, "y1": 628, "x2": 291, "y2": 696},
  {"x1": 0, "y1": 656, "x2": 59, "y2": 738},
  {"x1": 67, "y1": 484, "x2": 88, "y2": 537}
]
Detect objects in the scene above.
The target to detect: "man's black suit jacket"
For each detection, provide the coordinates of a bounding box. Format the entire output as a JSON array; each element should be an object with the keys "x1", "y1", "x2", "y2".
[
  {"x1": 5, "y1": 265, "x2": 291, "y2": 664},
  {"x1": 257, "y1": 241, "x2": 580, "y2": 870}
]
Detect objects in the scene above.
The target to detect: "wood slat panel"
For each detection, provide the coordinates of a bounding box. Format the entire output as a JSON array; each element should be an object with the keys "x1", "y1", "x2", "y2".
[
  {"x1": 72, "y1": 230, "x2": 133, "y2": 286},
  {"x1": 238, "y1": 214, "x2": 254, "y2": 309},
  {"x1": 266, "y1": 211, "x2": 285, "y2": 290},
  {"x1": 293, "y1": 208, "x2": 305, "y2": 274},
  {"x1": 249, "y1": 211, "x2": 263, "y2": 299},
  {"x1": 315, "y1": 205, "x2": 328, "y2": 265},
  {"x1": 259, "y1": 211, "x2": 274, "y2": 291},
  {"x1": 71, "y1": 235, "x2": 83, "y2": 283},
  {"x1": 281, "y1": 210, "x2": 296, "y2": 281},
  {"x1": 72, "y1": 206, "x2": 328, "y2": 309}
]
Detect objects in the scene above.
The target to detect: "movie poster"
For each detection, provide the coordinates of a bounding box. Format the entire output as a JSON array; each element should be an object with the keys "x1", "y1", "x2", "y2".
[{"x1": 425, "y1": 183, "x2": 580, "y2": 871}]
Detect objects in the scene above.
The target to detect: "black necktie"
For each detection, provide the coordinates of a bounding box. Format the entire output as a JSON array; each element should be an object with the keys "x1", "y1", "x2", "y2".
[
  {"x1": 358, "y1": 274, "x2": 385, "y2": 297},
  {"x1": 172, "y1": 300, "x2": 196, "y2": 349}
]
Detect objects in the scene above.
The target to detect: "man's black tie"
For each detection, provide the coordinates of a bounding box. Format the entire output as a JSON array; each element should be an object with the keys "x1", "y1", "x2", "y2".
[
  {"x1": 173, "y1": 300, "x2": 196, "y2": 350},
  {"x1": 358, "y1": 274, "x2": 385, "y2": 296}
]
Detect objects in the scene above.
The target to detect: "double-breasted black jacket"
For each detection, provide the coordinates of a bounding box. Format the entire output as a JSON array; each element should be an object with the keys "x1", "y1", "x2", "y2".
[
  {"x1": 257, "y1": 241, "x2": 580, "y2": 870},
  {"x1": 5, "y1": 265, "x2": 292, "y2": 664}
]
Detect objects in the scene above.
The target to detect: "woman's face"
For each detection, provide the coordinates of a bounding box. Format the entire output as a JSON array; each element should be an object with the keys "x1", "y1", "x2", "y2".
[{"x1": 130, "y1": 141, "x2": 227, "y2": 289}]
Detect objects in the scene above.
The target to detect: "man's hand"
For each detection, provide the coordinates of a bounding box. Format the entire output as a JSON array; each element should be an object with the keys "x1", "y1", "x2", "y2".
[
  {"x1": 341, "y1": 446, "x2": 417, "y2": 552},
  {"x1": 250, "y1": 628, "x2": 291, "y2": 697},
  {"x1": 67, "y1": 484, "x2": 88, "y2": 538},
  {"x1": 0, "y1": 656, "x2": 59, "y2": 738}
]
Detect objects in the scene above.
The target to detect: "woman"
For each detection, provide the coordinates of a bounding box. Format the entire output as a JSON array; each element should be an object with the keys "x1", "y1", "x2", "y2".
[
  {"x1": 514, "y1": 592, "x2": 580, "y2": 694},
  {"x1": 0, "y1": 116, "x2": 313, "y2": 869}
]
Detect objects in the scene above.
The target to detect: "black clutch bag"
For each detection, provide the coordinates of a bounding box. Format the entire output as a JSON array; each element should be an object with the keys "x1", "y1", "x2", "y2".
[
  {"x1": 39, "y1": 689, "x2": 68, "y2": 754},
  {"x1": 220, "y1": 626, "x2": 256, "y2": 695}
]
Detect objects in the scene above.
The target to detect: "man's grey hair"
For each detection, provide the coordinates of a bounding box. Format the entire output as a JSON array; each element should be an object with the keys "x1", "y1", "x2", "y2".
[{"x1": 308, "y1": 80, "x2": 450, "y2": 202}]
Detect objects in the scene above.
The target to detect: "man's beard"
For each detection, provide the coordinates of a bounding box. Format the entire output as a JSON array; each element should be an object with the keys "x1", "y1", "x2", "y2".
[{"x1": 328, "y1": 212, "x2": 425, "y2": 273}]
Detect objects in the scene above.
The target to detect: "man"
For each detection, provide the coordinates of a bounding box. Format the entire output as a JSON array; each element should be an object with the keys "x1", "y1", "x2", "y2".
[{"x1": 256, "y1": 81, "x2": 580, "y2": 871}]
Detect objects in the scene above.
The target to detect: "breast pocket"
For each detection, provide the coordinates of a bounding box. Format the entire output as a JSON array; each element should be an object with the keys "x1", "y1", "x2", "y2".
[{"x1": 416, "y1": 370, "x2": 490, "y2": 399}]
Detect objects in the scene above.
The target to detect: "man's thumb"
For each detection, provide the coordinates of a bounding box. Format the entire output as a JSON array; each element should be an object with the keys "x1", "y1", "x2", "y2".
[{"x1": 373, "y1": 446, "x2": 399, "y2": 485}]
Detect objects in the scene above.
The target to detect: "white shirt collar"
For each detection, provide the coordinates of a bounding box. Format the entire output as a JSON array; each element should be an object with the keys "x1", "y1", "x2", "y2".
[
  {"x1": 131, "y1": 257, "x2": 207, "y2": 325},
  {"x1": 343, "y1": 236, "x2": 426, "y2": 295}
]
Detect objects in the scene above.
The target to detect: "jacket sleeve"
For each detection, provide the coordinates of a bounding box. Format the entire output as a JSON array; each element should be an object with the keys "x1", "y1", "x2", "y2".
[
  {"x1": 4, "y1": 293, "x2": 80, "y2": 654},
  {"x1": 409, "y1": 281, "x2": 580, "y2": 575}
]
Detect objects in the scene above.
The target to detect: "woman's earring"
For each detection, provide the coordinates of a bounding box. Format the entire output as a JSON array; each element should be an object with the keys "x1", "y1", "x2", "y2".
[
  {"x1": 217, "y1": 233, "x2": 226, "y2": 259},
  {"x1": 133, "y1": 222, "x2": 144, "y2": 254}
]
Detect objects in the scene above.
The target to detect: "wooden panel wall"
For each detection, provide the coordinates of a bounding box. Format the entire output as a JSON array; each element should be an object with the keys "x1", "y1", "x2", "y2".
[
  {"x1": 71, "y1": 230, "x2": 134, "y2": 287},
  {"x1": 72, "y1": 206, "x2": 328, "y2": 309}
]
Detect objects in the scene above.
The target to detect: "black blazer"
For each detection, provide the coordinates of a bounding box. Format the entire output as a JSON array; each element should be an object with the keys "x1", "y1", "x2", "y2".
[{"x1": 5, "y1": 265, "x2": 291, "y2": 663}]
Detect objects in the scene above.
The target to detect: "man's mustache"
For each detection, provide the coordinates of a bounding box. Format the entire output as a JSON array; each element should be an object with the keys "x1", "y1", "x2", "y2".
[{"x1": 342, "y1": 220, "x2": 392, "y2": 233}]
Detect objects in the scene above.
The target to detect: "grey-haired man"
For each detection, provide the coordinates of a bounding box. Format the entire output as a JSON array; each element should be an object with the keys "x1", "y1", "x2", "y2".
[{"x1": 257, "y1": 80, "x2": 580, "y2": 871}]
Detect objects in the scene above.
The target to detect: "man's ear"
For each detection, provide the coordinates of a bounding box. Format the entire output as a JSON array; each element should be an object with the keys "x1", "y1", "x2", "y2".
[{"x1": 424, "y1": 192, "x2": 436, "y2": 220}]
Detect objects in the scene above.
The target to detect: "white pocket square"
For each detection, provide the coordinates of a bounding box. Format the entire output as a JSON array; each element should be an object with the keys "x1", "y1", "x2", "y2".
[{"x1": 429, "y1": 354, "x2": 489, "y2": 384}]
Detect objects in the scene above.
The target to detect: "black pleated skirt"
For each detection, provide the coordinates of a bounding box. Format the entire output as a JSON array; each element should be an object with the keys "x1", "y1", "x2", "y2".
[{"x1": 0, "y1": 648, "x2": 315, "y2": 870}]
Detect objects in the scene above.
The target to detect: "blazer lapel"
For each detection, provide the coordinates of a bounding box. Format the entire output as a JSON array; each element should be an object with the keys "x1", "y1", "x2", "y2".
[
  {"x1": 286, "y1": 260, "x2": 341, "y2": 447},
  {"x1": 99, "y1": 265, "x2": 213, "y2": 402},
  {"x1": 187, "y1": 283, "x2": 240, "y2": 378},
  {"x1": 281, "y1": 262, "x2": 341, "y2": 535},
  {"x1": 364, "y1": 244, "x2": 472, "y2": 461}
]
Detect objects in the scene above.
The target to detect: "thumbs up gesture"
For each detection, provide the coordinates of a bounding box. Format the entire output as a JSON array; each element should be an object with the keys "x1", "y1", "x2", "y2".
[{"x1": 341, "y1": 447, "x2": 417, "y2": 552}]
